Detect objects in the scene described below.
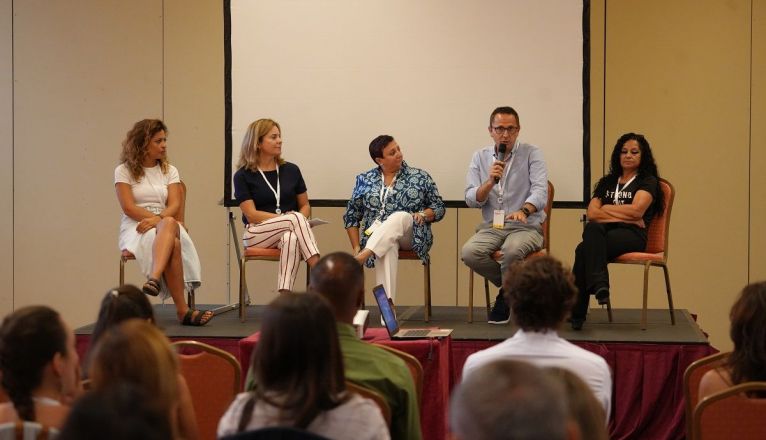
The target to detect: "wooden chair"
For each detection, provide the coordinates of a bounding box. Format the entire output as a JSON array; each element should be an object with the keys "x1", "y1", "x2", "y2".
[
  {"x1": 346, "y1": 381, "x2": 392, "y2": 428},
  {"x1": 606, "y1": 178, "x2": 675, "y2": 330},
  {"x1": 397, "y1": 250, "x2": 432, "y2": 322},
  {"x1": 683, "y1": 352, "x2": 729, "y2": 439},
  {"x1": 172, "y1": 340, "x2": 242, "y2": 440},
  {"x1": 467, "y1": 181, "x2": 554, "y2": 322},
  {"x1": 119, "y1": 181, "x2": 195, "y2": 308},
  {"x1": 691, "y1": 382, "x2": 766, "y2": 440},
  {"x1": 373, "y1": 343, "x2": 424, "y2": 401},
  {"x1": 238, "y1": 248, "x2": 310, "y2": 322}
]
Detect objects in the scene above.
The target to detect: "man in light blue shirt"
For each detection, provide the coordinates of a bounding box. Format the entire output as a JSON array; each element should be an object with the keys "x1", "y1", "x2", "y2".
[{"x1": 462, "y1": 106, "x2": 548, "y2": 324}]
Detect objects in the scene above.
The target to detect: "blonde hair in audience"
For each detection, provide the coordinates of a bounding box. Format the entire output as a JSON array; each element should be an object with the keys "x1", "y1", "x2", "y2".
[
  {"x1": 89, "y1": 320, "x2": 179, "y2": 420},
  {"x1": 545, "y1": 367, "x2": 607, "y2": 440}
]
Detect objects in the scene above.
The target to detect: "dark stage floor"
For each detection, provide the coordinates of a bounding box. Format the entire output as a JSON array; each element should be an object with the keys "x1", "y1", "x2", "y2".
[{"x1": 76, "y1": 304, "x2": 709, "y2": 344}]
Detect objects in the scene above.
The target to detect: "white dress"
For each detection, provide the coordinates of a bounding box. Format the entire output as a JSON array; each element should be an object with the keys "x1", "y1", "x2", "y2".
[{"x1": 115, "y1": 163, "x2": 202, "y2": 299}]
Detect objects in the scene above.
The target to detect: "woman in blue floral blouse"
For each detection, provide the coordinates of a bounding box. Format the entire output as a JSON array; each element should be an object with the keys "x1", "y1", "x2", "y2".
[{"x1": 343, "y1": 135, "x2": 445, "y2": 308}]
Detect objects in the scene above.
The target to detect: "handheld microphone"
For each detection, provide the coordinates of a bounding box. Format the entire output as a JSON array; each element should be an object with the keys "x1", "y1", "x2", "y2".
[{"x1": 494, "y1": 143, "x2": 507, "y2": 184}]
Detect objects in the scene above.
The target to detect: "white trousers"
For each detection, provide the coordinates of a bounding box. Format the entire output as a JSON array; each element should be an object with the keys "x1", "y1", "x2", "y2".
[
  {"x1": 243, "y1": 212, "x2": 320, "y2": 291},
  {"x1": 364, "y1": 211, "x2": 414, "y2": 301}
]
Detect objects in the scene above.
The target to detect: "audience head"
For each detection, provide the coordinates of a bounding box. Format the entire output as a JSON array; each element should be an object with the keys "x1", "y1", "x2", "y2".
[
  {"x1": 89, "y1": 319, "x2": 178, "y2": 418},
  {"x1": 450, "y1": 360, "x2": 570, "y2": 440},
  {"x1": 503, "y1": 255, "x2": 577, "y2": 332},
  {"x1": 246, "y1": 293, "x2": 346, "y2": 429},
  {"x1": 238, "y1": 118, "x2": 284, "y2": 171},
  {"x1": 58, "y1": 383, "x2": 172, "y2": 440},
  {"x1": 727, "y1": 281, "x2": 766, "y2": 385},
  {"x1": 309, "y1": 252, "x2": 365, "y2": 323},
  {"x1": 91, "y1": 285, "x2": 155, "y2": 347},
  {"x1": 545, "y1": 367, "x2": 608, "y2": 440},
  {"x1": 368, "y1": 135, "x2": 395, "y2": 164},
  {"x1": 120, "y1": 118, "x2": 169, "y2": 179},
  {"x1": 0, "y1": 306, "x2": 78, "y2": 421}
]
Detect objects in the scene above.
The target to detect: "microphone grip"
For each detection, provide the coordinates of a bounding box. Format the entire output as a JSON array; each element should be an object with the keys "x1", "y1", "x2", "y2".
[{"x1": 494, "y1": 143, "x2": 507, "y2": 184}]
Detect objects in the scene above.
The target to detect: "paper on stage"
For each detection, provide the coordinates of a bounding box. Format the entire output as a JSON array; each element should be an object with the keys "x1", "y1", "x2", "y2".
[{"x1": 308, "y1": 218, "x2": 329, "y2": 228}]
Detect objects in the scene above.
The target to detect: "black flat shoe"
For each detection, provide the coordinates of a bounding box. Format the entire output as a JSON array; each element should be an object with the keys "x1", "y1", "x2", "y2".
[
  {"x1": 571, "y1": 318, "x2": 585, "y2": 331},
  {"x1": 595, "y1": 287, "x2": 610, "y2": 306}
]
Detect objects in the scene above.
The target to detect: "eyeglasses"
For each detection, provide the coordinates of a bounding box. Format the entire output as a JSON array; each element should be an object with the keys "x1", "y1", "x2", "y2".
[{"x1": 492, "y1": 125, "x2": 519, "y2": 135}]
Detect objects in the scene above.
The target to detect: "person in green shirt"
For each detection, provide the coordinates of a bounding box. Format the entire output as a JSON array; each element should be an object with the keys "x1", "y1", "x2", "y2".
[{"x1": 309, "y1": 252, "x2": 423, "y2": 440}]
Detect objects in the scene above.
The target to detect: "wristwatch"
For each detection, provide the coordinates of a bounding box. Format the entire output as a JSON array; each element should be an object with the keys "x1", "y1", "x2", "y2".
[{"x1": 521, "y1": 206, "x2": 531, "y2": 216}]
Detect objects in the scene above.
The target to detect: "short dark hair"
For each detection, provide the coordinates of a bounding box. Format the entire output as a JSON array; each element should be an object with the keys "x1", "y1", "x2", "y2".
[
  {"x1": 309, "y1": 252, "x2": 364, "y2": 319},
  {"x1": 243, "y1": 293, "x2": 347, "y2": 430},
  {"x1": 58, "y1": 383, "x2": 172, "y2": 440},
  {"x1": 451, "y1": 360, "x2": 568, "y2": 440},
  {"x1": 489, "y1": 106, "x2": 520, "y2": 127},
  {"x1": 369, "y1": 134, "x2": 394, "y2": 163},
  {"x1": 727, "y1": 281, "x2": 766, "y2": 390},
  {"x1": 503, "y1": 256, "x2": 577, "y2": 331},
  {"x1": 0, "y1": 306, "x2": 68, "y2": 421},
  {"x1": 91, "y1": 285, "x2": 155, "y2": 348}
]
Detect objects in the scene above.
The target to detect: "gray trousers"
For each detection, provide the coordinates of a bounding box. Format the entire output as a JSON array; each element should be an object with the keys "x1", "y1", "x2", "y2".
[{"x1": 461, "y1": 222, "x2": 544, "y2": 288}]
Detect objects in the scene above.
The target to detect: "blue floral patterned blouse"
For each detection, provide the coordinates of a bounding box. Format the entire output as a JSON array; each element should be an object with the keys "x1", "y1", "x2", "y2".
[{"x1": 343, "y1": 161, "x2": 446, "y2": 266}]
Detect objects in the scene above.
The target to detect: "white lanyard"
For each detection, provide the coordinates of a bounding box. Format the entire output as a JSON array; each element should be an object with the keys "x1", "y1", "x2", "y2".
[
  {"x1": 258, "y1": 166, "x2": 281, "y2": 214},
  {"x1": 143, "y1": 166, "x2": 166, "y2": 212},
  {"x1": 378, "y1": 171, "x2": 397, "y2": 217},
  {"x1": 614, "y1": 175, "x2": 637, "y2": 205},
  {"x1": 496, "y1": 141, "x2": 517, "y2": 204}
]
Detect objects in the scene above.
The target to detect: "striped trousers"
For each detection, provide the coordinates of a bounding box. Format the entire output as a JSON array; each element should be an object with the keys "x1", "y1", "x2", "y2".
[{"x1": 243, "y1": 212, "x2": 320, "y2": 291}]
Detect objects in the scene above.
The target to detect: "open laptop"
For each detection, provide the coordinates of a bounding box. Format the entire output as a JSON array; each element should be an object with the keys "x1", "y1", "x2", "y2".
[{"x1": 373, "y1": 284, "x2": 452, "y2": 339}]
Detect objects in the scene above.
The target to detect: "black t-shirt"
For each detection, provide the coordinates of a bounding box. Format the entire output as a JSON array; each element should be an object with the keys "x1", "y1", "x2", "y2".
[
  {"x1": 593, "y1": 174, "x2": 659, "y2": 227},
  {"x1": 233, "y1": 162, "x2": 307, "y2": 224}
]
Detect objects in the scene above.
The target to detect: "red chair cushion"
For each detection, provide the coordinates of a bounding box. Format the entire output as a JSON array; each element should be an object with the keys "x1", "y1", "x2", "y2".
[
  {"x1": 398, "y1": 250, "x2": 419, "y2": 259},
  {"x1": 121, "y1": 250, "x2": 135, "y2": 260},
  {"x1": 244, "y1": 247, "x2": 281, "y2": 258},
  {"x1": 612, "y1": 252, "x2": 665, "y2": 263}
]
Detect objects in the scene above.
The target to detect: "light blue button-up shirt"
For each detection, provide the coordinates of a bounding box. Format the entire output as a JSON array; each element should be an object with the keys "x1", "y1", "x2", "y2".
[{"x1": 464, "y1": 142, "x2": 548, "y2": 226}]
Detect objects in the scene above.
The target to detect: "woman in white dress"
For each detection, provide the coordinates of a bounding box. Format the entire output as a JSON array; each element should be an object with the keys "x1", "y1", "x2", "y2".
[{"x1": 114, "y1": 119, "x2": 212, "y2": 326}]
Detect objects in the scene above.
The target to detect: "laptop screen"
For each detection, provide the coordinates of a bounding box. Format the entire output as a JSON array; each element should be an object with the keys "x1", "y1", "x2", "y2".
[{"x1": 372, "y1": 284, "x2": 399, "y2": 336}]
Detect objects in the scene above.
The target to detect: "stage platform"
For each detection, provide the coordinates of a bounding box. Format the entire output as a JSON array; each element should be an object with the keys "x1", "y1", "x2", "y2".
[
  {"x1": 76, "y1": 304, "x2": 708, "y2": 344},
  {"x1": 75, "y1": 304, "x2": 715, "y2": 440}
]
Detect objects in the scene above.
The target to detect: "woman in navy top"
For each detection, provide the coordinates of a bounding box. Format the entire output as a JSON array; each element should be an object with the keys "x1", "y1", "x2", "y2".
[
  {"x1": 343, "y1": 135, "x2": 445, "y2": 307},
  {"x1": 571, "y1": 133, "x2": 664, "y2": 330},
  {"x1": 233, "y1": 119, "x2": 320, "y2": 292}
]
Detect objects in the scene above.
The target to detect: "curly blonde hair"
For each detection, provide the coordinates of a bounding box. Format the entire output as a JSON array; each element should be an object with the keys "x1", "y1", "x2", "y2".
[
  {"x1": 237, "y1": 118, "x2": 285, "y2": 172},
  {"x1": 120, "y1": 119, "x2": 169, "y2": 181}
]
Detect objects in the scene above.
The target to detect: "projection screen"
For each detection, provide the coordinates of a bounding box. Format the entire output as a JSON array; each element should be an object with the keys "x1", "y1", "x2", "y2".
[{"x1": 224, "y1": 0, "x2": 589, "y2": 206}]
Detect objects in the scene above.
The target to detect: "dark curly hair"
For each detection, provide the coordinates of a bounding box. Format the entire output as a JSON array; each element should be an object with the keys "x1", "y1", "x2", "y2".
[
  {"x1": 597, "y1": 133, "x2": 664, "y2": 217},
  {"x1": 0, "y1": 306, "x2": 68, "y2": 421},
  {"x1": 503, "y1": 256, "x2": 577, "y2": 331},
  {"x1": 727, "y1": 282, "x2": 766, "y2": 393}
]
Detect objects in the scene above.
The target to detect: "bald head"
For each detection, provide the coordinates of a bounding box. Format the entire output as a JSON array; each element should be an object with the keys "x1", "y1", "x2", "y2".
[{"x1": 309, "y1": 252, "x2": 365, "y2": 324}]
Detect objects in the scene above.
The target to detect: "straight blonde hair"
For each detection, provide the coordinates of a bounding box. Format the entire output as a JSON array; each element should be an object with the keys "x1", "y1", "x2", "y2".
[{"x1": 237, "y1": 118, "x2": 285, "y2": 172}]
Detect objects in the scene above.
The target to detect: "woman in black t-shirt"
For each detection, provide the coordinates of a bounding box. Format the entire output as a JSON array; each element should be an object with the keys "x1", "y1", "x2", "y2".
[
  {"x1": 570, "y1": 133, "x2": 664, "y2": 330},
  {"x1": 233, "y1": 119, "x2": 320, "y2": 293}
]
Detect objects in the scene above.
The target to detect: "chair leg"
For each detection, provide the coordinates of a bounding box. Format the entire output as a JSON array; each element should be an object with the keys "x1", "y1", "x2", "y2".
[
  {"x1": 663, "y1": 264, "x2": 675, "y2": 325},
  {"x1": 239, "y1": 258, "x2": 247, "y2": 323},
  {"x1": 424, "y1": 261, "x2": 431, "y2": 323},
  {"x1": 305, "y1": 262, "x2": 311, "y2": 289},
  {"x1": 484, "y1": 277, "x2": 491, "y2": 320},
  {"x1": 119, "y1": 258, "x2": 125, "y2": 286},
  {"x1": 641, "y1": 261, "x2": 650, "y2": 330},
  {"x1": 187, "y1": 288, "x2": 195, "y2": 309},
  {"x1": 606, "y1": 298, "x2": 613, "y2": 322},
  {"x1": 468, "y1": 269, "x2": 474, "y2": 323}
]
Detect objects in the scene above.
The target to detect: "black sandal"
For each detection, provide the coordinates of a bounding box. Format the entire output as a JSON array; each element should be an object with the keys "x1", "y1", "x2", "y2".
[
  {"x1": 142, "y1": 278, "x2": 161, "y2": 297},
  {"x1": 181, "y1": 309, "x2": 213, "y2": 326}
]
